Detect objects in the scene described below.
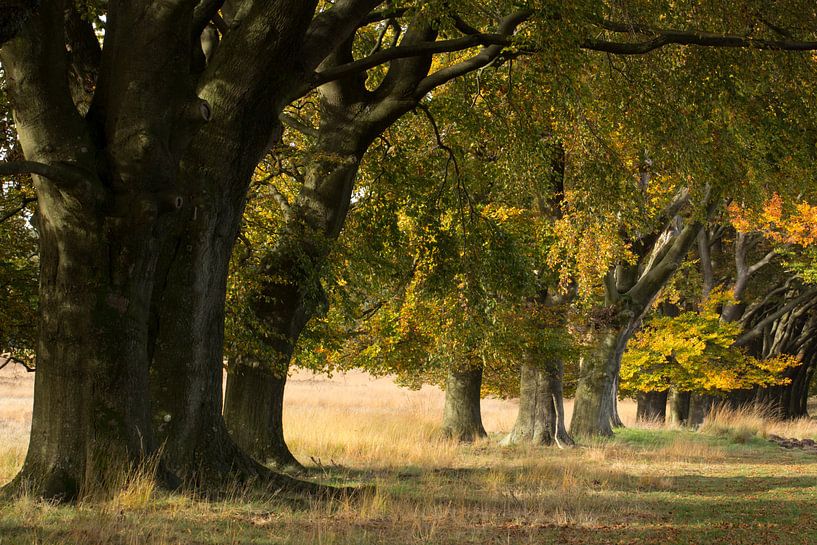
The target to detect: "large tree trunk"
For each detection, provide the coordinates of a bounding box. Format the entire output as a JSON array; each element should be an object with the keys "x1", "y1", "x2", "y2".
[
  {"x1": 0, "y1": 3, "x2": 192, "y2": 499},
  {"x1": 570, "y1": 328, "x2": 629, "y2": 438},
  {"x1": 147, "y1": 2, "x2": 327, "y2": 491},
  {"x1": 224, "y1": 365, "x2": 301, "y2": 469},
  {"x1": 7, "y1": 193, "x2": 166, "y2": 501},
  {"x1": 219, "y1": 153, "x2": 339, "y2": 465},
  {"x1": 148, "y1": 204, "x2": 332, "y2": 495},
  {"x1": 221, "y1": 95, "x2": 381, "y2": 466},
  {"x1": 503, "y1": 362, "x2": 573, "y2": 447},
  {"x1": 688, "y1": 394, "x2": 718, "y2": 427},
  {"x1": 441, "y1": 365, "x2": 487, "y2": 442},
  {"x1": 668, "y1": 389, "x2": 691, "y2": 426},
  {"x1": 570, "y1": 209, "x2": 704, "y2": 438},
  {"x1": 636, "y1": 391, "x2": 668, "y2": 423},
  {"x1": 218, "y1": 25, "x2": 459, "y2": 467}
]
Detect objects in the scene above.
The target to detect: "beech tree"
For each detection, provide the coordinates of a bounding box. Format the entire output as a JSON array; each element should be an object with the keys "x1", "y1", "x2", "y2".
[
  {"x1": 0, "y1": 0, "x2": 540, "y2": 500},
  {"x1": 2, "y1": 0, "x2": 817, "y2": 501},
  {"x1": 221, "y1": 8, "x2": 532, "y2": 466}
]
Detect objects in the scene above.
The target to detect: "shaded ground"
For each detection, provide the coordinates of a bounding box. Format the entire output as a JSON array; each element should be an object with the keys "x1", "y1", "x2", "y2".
[{"x1": 1, "y1": 366, "x2": 816, "y2": 544}]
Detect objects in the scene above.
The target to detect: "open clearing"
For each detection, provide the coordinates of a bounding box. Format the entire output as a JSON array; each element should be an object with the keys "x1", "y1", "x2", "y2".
[{"x1": 2, "y1": 366, "x2": 817, "y2": 545}]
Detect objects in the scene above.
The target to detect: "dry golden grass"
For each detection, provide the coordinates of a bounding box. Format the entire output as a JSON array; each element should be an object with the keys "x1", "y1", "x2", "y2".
[
  {"x1": 1, "y1": 366, "x2": 817, "y2": 545},
  {"x1": 701, "y1": 402, "x2": 817, "y2": 442},
  {"x1": 282, "y1": 370, "x2": 639, "y2": 469}
]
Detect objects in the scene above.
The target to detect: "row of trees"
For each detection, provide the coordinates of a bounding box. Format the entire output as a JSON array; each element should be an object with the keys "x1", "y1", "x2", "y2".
[{"x1": 1, "y1": 1, "x2": 817, "y2": 501}]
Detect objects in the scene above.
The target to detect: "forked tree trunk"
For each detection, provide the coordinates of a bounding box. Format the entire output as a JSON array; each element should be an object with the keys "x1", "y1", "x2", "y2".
[
  {"x1": 502, "y1": 362, "x2": 573, "y2": 446},
  {"x1": 441, "y1": 365, "x2": 487, "y2": 442},
  {"x1": 570, "y1": 328, "x2": 629, "y2": 438},
  {"x1": 636, "y1": 391, "x2": 668, "y2": 423},
  {"x1": 569, "y1": 197, "x2": 705, "y2": 439},
  {"x1": 0, "y1": 3, "x2": 193, "y2": 499},
  {"x1": 668, "y1": 389, "x2": 691, "y2": 426}
]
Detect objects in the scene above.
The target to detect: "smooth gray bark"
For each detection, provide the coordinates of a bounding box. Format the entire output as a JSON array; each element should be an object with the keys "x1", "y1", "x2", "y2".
[
  {"x1": 570, "y1": 196, "x2": 707, "y2": 438},
  {"x1": 668, "y1": 389, "x2": 691, "y2": 426},
  {"x1": 503, "y1": 362, "x2": 573, "y2": 446},
  {"x1": 441, "y1": 366, "x2": 488, "y2": 442}
]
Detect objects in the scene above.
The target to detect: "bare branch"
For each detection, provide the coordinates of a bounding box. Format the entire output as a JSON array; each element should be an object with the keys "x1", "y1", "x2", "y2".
[
  {"x1": 740, "y1": 277, "x2": 795, "y2": 325},
  {"x1": 747, "y1": 249, "x2": 777, "y2": 276},
  {"x1": 626, "y1": 190, "x2": 717, "y2": 310},
  {"x1": 269, "y1": 186, "x2": 292, "y2": 219}
]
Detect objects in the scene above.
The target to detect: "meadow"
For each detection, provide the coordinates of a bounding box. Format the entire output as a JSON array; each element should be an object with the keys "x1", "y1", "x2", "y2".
[{"x1": 1, "y1": 366, "x2": 817, "y2": 545}]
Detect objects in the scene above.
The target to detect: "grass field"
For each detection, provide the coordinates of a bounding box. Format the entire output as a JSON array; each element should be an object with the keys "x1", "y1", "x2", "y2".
[{"x1": 2, "y1": 366, "x2": 817, "y2": 544}]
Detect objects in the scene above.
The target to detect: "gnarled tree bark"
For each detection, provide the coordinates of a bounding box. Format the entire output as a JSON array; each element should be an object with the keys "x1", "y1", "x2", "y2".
[{"x1": 503, "y1": 361, "x2": 573, "y2": 446}]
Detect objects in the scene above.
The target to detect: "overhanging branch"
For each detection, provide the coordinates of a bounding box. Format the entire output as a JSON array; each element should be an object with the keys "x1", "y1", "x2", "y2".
[
  {"x1": 584, "y1": 23, "x2": 817, "y2": 55},
  {"x1": 311, "y1": 32, "x2": 513, "y2": 89},
  {"x1": 734, "y1": 288, "x2": 817, "y2": 348},
  {"x1": 415, "y1": 9, "x2": 531, "y2": 97}
]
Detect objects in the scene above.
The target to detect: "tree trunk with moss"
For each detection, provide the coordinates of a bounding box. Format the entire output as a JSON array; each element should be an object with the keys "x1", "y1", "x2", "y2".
[{"x1": 570, "y1": 328, "x2": 631, "y2": 437}]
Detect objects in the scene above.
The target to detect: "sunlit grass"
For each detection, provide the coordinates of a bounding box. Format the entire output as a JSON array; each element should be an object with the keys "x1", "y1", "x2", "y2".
[{"x1": 1, "y1": 367, "x2": 816, "y2": 544}]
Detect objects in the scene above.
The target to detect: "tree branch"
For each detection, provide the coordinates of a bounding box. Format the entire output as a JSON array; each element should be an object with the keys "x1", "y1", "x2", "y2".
[
  {"x1": 311, "y1": 32, "x2": 514, "y2": 89},
  {"x1": 626, "y1": 218, "x2": 702, "y2": 309},
  {"x1": 362, "y1": 6, "x2": 411, "y2": 25},
  {"x1": 415, "y1": 9, "x2": 531, "y2": 97},
  {"x1": 584, "y1": 24, "x2": 817, "y2": 55},
  {"x1": 0, "y1": 160, "x2": 88, "y2": 187},
  {"x1": 301, "y1": 0, "x2": 386, "y2": 73},
  {"x1": 193, "y1": 0, "x2": 225, "y2": 37},
  {"x1": 279, "y1": 112, "x2": 320, "y2": 138},
  {"x1": 698, "y1": 229, "x2": 714, "y2": 299},
  {"x1": 0, "y1": 195, "x2": 36, "y2": 223},
  {"x1": 747, "y1": 249, "x2": 777, "y2": 276},
  {"x1": 734, "y1": 288, "x2": 817, "y2": 348}
]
